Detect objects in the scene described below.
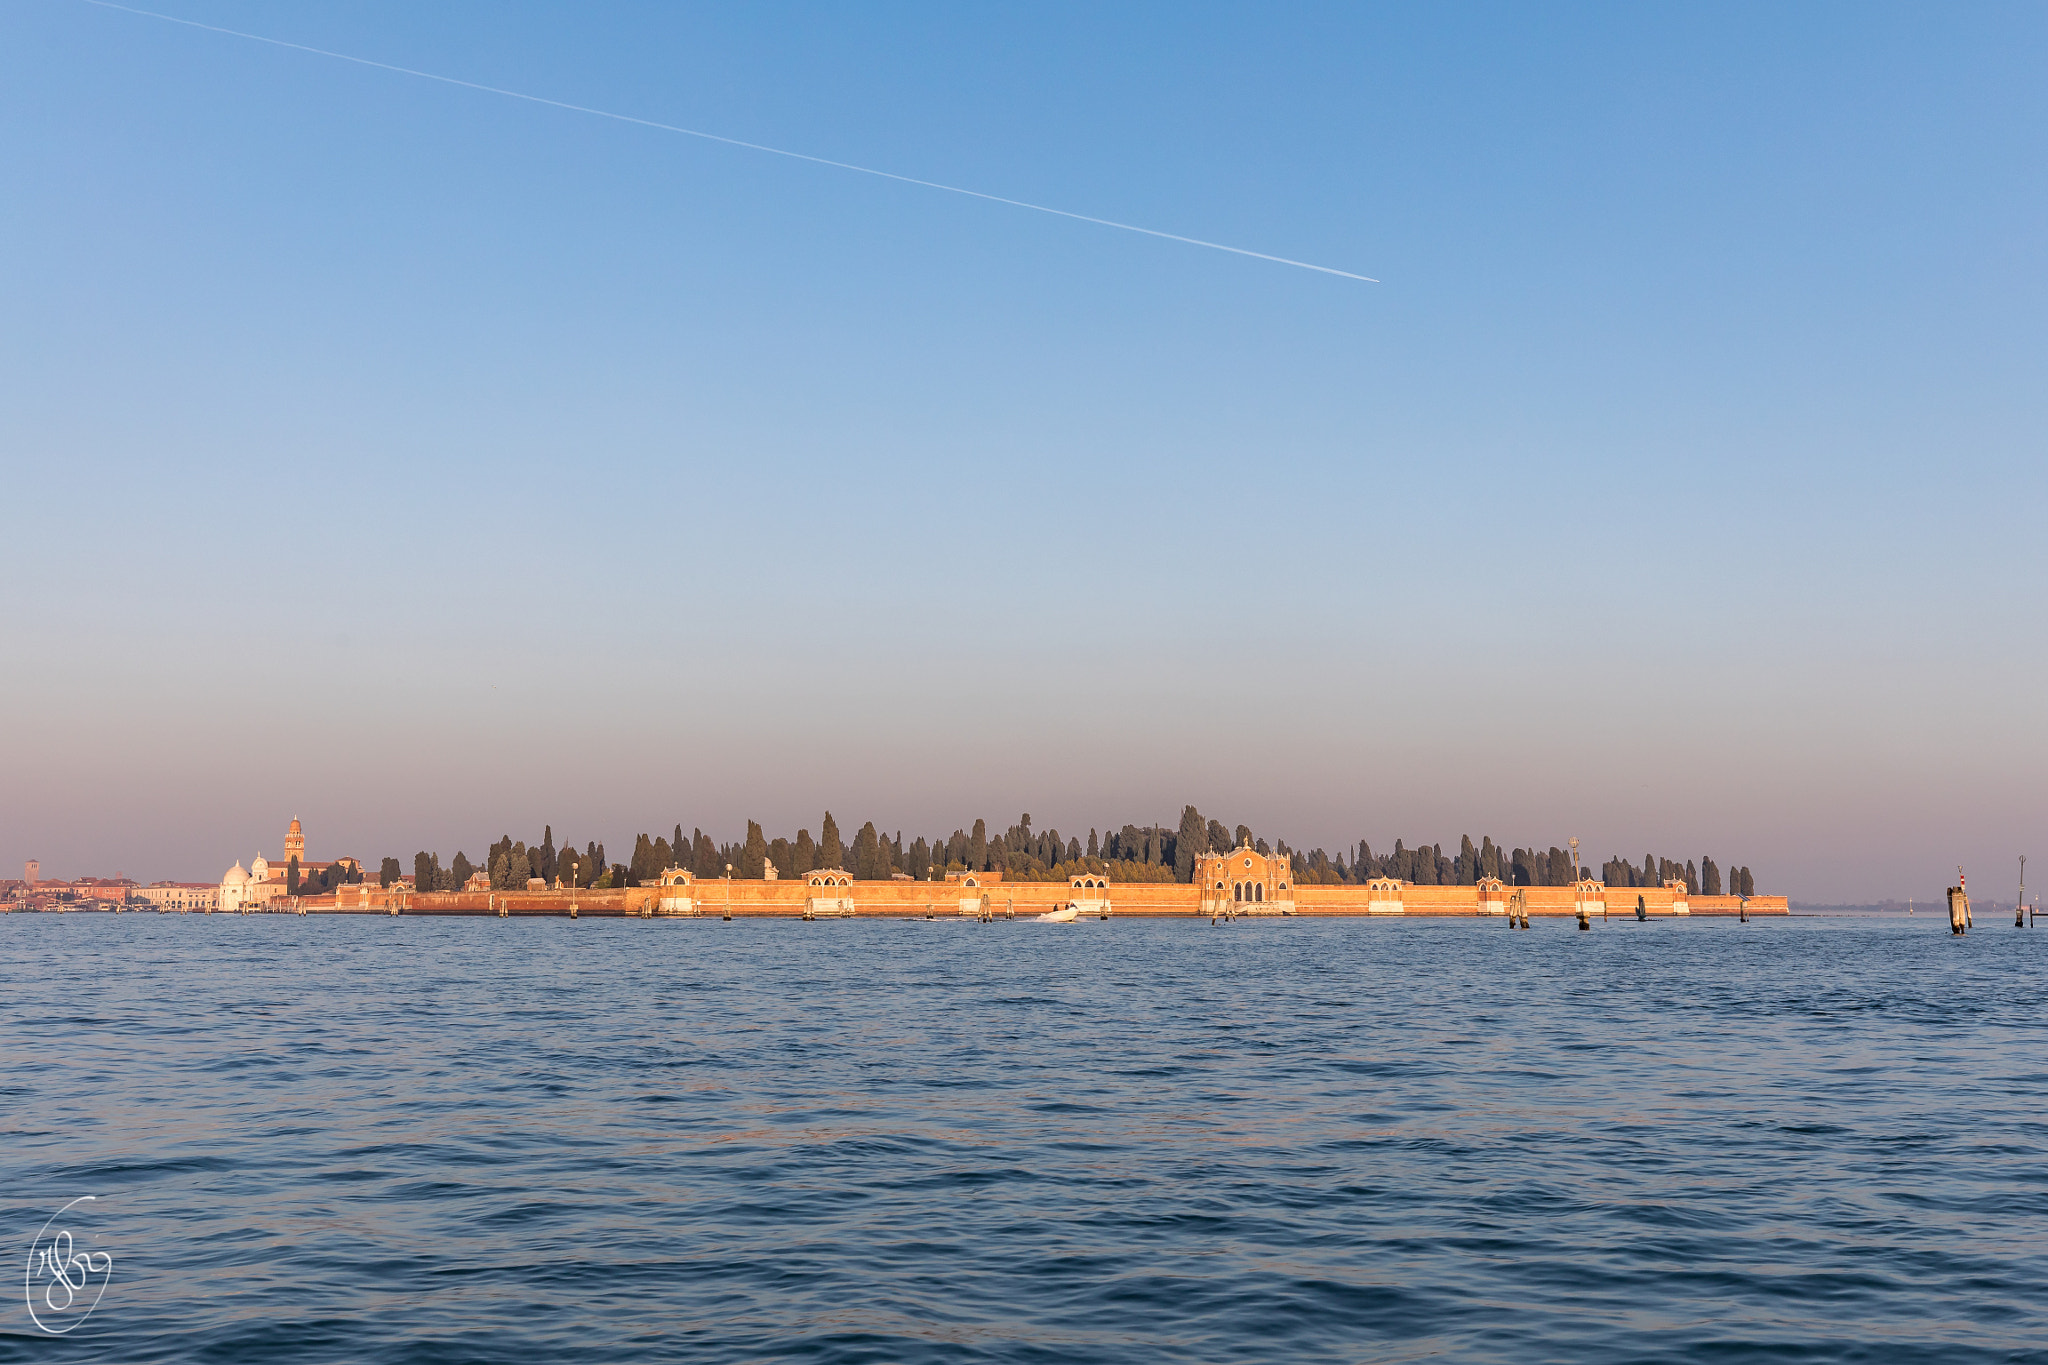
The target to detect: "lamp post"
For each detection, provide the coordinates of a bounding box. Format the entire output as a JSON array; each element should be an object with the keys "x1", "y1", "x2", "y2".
[
  {"x1": 724, "y1": 863, "x2": 733, "y2": 921},
  {"x1": 568, "y1": 858, "x2": 578, "y2": 919}
]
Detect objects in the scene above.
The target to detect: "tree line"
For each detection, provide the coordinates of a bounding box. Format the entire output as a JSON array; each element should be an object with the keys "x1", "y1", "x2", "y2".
[
  {"x1": 380, "y1": 805, "x2": 1758, "y2": 896},
  {"x1": 285, "y1": 855, "x2": 364, "y2": 895}
]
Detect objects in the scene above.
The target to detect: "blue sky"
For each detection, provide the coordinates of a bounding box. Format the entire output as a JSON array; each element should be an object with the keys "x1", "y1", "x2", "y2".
[{"x1": 4, "y1": 1, "x2": 2044, "y2": 900}]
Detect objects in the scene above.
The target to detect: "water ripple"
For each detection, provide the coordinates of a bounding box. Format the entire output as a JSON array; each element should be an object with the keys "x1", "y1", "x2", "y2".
[{"x1": 1, "y1": 916, "x2": 2043, "y2": 1362}]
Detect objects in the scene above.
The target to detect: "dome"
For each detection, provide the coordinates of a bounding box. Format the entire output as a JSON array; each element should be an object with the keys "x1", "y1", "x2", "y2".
[
  {"x1": 250, "y1": 854, "x2": 270, "y2": 880},
  {"x1": 223, "y1": 862, "x2": 248, "y2": 886}
]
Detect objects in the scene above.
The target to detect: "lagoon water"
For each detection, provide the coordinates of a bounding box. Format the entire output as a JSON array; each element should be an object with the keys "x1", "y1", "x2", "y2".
[{"x1": 3, "y1": 915, "x2": 2044, "y2": 1363}]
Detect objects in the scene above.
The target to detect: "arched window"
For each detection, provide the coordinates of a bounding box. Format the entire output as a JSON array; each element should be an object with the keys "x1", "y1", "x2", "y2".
[{"x1": 1254, "y1": 883, "x2": 1263, "y2": 902}]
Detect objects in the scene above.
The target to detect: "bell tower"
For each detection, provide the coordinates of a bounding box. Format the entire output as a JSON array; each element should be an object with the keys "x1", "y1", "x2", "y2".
[{"x1": 285, "y1": 816, "x2": 305, "y2": 865}]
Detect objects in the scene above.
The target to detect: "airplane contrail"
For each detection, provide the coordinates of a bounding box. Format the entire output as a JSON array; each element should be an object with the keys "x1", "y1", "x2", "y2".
[{"x1": 77, "y1": 0, "x2": 1377, "y2": 283}]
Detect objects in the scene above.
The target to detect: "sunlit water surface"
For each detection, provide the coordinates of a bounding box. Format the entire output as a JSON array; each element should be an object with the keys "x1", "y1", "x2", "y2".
[{"x1": 3, "y1": 915, "x2": 2044, "y2": 1363}]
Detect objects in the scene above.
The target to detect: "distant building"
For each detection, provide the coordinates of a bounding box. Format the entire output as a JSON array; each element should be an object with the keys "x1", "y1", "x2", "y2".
[
  {"x1": 219, "y1": 818, "x2": 360, "y2": 911},
  {"x1": 1195, "y1": 841, "x2": 1294, "y2": 915},
  {"x1": 69, "y1": 877, "x2": 137, "y2": 906},
  {"x1": 134, "y1": 882, "x2": 219, "y2": 913}
]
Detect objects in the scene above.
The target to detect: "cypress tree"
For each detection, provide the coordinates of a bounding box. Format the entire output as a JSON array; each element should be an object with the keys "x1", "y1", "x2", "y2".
[
  {"x1": 969, "y1": 819, "x2": 988, "y2": 871},
  {"x1": 740, "y1": 821, "x2": 768, "y2": 878},
  {"x1": 1739, "y1": 866, "x2": 1754, "y2": 896},
  {"x1": 1237, "y1": 824, "x2": 1255, "y2": 851},
  {"x1": 1087, "y1": 829, "x2": 1099, "y2": 858},
  {"x1": 450, "y1": 851, "x2": 472, "y2": 888},
  {"x1": 541, "y1": 827, "x2": 557, "y2": 886},
  {"x1": 1175, "y1": 806, "x2": 1206, "y2": 882},
  {"x1": 1702, "y1": 857, "x2": 1722, "y2": 895},
  {"x1": 793, "y1": 829, "x2": 817, "y2": 875},
  {"x1": 287, "y1": 856, "x2": 300, "y2": 894},
  {"x1": 692, "y1": 829, "x2": 719, "y2": 878},
  {"x1": 908, "y1": 836, "x2": 931, "y2": 879},
  {"x1": 821, "y1": 813, "x2": 844, "y2": 871},
  {"x1": 852, "y1": 822, "x2": 880, "y2": 879},
  {"x1": 1413, "y1": 847, "x2": 1438, "y2": 885}
]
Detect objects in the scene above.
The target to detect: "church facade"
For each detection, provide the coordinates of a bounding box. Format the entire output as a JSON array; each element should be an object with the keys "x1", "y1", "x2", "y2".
[{"x1": 1195, "y1": 842, "x2": 1296, "y2": 915}]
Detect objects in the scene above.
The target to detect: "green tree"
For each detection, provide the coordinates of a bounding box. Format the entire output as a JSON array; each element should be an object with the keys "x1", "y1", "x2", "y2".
[
  {"x1": 1702, "y1": 857, "x2": 1722, "y2": 895},
  {"x1": 969, "y1": 818, "x2": 988, "y2": 871},
  {"x1": 378, "y1": 856, "x2": 400, "y2": 888},
  {"x1": 820, "y1": 813, "x2": 844, "y2": 871},
  {"x1": 540, "y1": 827, "x2": 557, "y2": 886},
  {"x1": 852, "y1": 822, "x2": 881, "y2": 879},
  {"x1": 739, "y1": 821, "x2": 767, "y2": 878},
  {"x1": 692, "y1": 829, "x2": 719, "y2": 878},
  {"x1": 1174, "y1": 806, "x2": 1206, "y2": 882},
  {"x1": 631, "y1": 833, "x2": 661, "y2": 883},
  {"x1": 793, "y1": 829, "x2": 817, "y2": 875},
  {"x1": 286, "y1": 856, "x2": 301, "y2": 894}
]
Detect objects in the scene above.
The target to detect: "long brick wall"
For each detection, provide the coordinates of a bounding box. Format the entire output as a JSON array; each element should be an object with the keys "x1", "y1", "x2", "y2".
[{"x1": 294, "y1": 879, "x2": 1785, "y2": 918}]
